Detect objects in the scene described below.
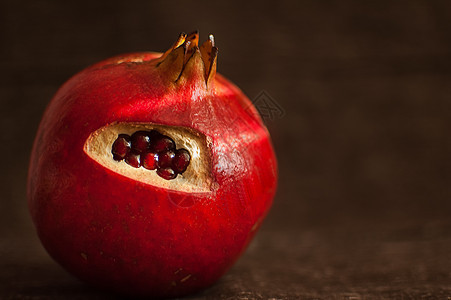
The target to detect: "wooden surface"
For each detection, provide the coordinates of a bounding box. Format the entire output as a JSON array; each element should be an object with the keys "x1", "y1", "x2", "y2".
[
  {"x1": 1, "y1": 1, "x2": 451, "y2": 299},
  {"x1": 2, "y1": 221, "x2": 451, "y2": 299}
]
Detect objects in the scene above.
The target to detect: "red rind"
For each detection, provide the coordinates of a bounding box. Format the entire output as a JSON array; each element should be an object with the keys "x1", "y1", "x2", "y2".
[{"x1": 27, "y1": 45, "x2": 277, "y2": 297}]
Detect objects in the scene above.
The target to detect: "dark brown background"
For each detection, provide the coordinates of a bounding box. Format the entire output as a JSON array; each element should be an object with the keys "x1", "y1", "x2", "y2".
[{"x1": 1, "y1": 1, "x2": 450, "y2": 299}]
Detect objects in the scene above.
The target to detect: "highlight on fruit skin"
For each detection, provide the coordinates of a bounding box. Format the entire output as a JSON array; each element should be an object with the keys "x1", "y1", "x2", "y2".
[{"x1": 27, "y1": 30, "x2": 278, "y2": 298}]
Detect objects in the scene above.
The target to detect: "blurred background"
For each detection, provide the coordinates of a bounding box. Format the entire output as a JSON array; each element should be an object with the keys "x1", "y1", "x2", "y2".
[{"x1": 1, "y1": 0, "x2": 450, "y2": 298}]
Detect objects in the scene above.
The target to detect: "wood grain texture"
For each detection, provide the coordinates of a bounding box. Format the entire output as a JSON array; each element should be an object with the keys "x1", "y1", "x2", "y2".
[{"x1": 1, "y1": 0, "x2": 450, "y2": 298}]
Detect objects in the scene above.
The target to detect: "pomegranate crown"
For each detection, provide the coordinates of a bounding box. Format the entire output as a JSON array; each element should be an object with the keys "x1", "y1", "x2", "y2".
[{"x1": 155, "y1": 31, "x2": 218, "y2": 89}]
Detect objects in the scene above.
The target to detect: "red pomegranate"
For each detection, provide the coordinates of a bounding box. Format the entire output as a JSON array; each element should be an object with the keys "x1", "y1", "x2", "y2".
[{"x1": 27, "y1": 31, "x2": 278, "y2": 298}]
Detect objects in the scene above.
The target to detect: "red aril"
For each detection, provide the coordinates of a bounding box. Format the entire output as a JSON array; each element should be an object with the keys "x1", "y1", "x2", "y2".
[
  {"x1": 141, "y1": 150, "x2": 158, "y2": 170},
  {"x1": 111, "y1": 134, "x2": 131, "y2": 161},
  {"x1": 156, "y1": 167, "x2": 177, "y2": 180},
  {"x1": 124, "y1": 151, "x2": 141, "y2": 168},
  {"x1": 152, "y1": 135, "x2": 175, "y2": 153},
  {"x1": 130, "y1": 130, "x2": 151, "y2": 153},
  {"x1": 157, "y1": 149, "x2": 175, "y2": 169},
  {"x1": 172, "y1": 149, "x2": 191, "y2": 173}
]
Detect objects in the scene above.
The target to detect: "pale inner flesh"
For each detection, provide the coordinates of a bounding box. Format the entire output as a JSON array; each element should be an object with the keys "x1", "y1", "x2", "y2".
[{"x1": 84, "y1": 122, "x2": 212, "y2": 193}]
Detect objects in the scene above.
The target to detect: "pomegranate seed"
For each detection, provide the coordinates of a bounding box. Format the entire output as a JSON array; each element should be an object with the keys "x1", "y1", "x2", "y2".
[
  {"x1": 151, "y1": 135, "x2": 175, "y2": 153},
  {"x1": 157, "y1": 150, "x2": 175, "y2": 168},
  {"x1": 130, "y1": 131, "x2": 151, "y2": 153},
  {"x1": 172, "y1": 149, "x2": 191, "y2": 173},
  {"x1": 148, "y1": 129, "x2": 162, "y2": 140},
  {"x1": 157, "y1": 167, "x2": 177, "y2": 180},
  {"x1": 142, "y1": 151, "x2": 158, "y2": 170},
  {"x1": 111, "y1": 134, "x2": 131, "y2": 161},
  {"x1": 125, "y1": 151, "x2": 141, "y2": 168}
]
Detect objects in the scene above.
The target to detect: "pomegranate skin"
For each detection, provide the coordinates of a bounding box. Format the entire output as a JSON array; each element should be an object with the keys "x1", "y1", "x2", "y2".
[{"x1": 27, "y1": 46, "x2": 277, "y2": 297}]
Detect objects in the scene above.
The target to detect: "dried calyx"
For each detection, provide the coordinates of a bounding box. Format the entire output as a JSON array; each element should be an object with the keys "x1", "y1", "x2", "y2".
[{"x1": 155, "y1": 31, "x2": 218, "y2": 88}]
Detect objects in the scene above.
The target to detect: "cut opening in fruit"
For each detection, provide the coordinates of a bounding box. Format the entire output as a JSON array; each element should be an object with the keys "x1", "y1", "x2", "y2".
[{"x1": 84, "y1": 122, "x2": 213, "y2": 193}]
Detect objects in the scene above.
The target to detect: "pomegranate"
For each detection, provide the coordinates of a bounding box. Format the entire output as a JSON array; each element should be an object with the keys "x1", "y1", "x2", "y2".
[{"x1": 27, "y1": 31, "x2": 278, "y2": 298}]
